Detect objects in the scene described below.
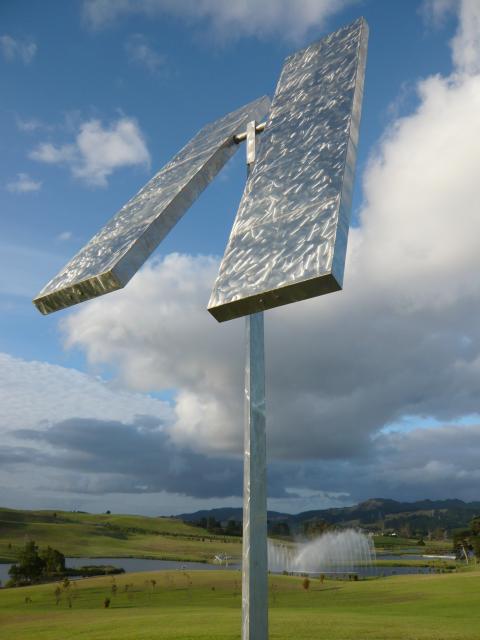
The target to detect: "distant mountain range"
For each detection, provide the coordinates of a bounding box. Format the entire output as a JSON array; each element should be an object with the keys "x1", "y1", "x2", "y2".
[{"x1": 178, "y1": 498, "x2": 480, "y2": 536}]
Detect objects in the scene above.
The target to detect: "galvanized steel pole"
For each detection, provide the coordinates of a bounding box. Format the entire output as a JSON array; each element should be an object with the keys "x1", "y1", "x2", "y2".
[{"x1": 242, "y1": 120, "x2": 268, "y2": 640}]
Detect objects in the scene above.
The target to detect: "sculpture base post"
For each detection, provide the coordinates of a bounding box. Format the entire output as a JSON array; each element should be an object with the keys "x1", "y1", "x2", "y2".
[{"x1": 242, "y1": 310, "x2": 268, "y2": 640}]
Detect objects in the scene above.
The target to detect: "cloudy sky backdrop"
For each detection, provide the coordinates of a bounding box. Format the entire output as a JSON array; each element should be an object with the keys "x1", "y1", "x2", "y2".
[{"x1": 2, "y1": 0, "x2": 480, "y2": 515}]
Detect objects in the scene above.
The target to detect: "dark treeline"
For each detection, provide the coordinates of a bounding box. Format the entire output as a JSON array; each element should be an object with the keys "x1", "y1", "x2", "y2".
[{"x1": 181, "y1": 498, "x2": 480, "y2": 539}]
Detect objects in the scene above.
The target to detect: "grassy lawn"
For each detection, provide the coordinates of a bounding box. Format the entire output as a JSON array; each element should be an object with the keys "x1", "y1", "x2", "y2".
[
  {"x1": 0, "y1": 568, "x2": 479, "y2": 639},
  {"x1": 0, "y1": 508, "x2": 241, "y2": 563}
]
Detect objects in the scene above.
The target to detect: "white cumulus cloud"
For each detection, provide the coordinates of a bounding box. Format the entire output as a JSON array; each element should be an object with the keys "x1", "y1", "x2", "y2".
[
  {"x1": 57, "y1": 231, "x2": 73, "y2": 242},
  {"x1": 423, "y1": 0, "x2": 480, "y2": 74},
  {"x1": 15, "y1": 116, "x2": 45, "y2": 132},
  {"x1": 61, "y1": 0, "x2": 480, "y2": 502},
  {"x1": 4, "y1": 0, "x2": 480, "y2": 507},
  {"x1": 30, "y1": 117, "x2": 151, "y2": 187},
  {"x1": 0, "y1": 34, "x2": 37, "y2": 64},
  {"x1": 451, "y1": 0, "x2": 480, "y2": 74},
  {"x1": 83, "y1": 0, "x2": 360, "y2": 42},
  {"x1": 0, "y1": 352, "x2": 172, "y2": 436},
  {"x1": 422, "y1": 0, "x2": 457, "y2": 27},
  {"x1": 6, "y1": 173, "x2": 42, "y2": 193},
  {"x1": 125, "y1": 33, "x2": 166, "y2": 72}
]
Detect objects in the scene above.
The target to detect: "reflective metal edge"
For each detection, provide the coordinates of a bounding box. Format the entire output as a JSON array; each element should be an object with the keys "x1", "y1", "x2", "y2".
[
  {"x1": 33, "y1": 95, "x2": 271, "y2": 315},
  {"x1": 208, "y1": 18, "x2": 368, "y2": 322}
]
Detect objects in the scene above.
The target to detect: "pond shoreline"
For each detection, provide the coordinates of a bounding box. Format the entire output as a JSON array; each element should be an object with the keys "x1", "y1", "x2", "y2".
[
  {"x1": 1, "y1": 551, "x2": 456, "y2": 587},
  {"x1": 0, "y1": 556, "x2": 234, "y2": 587}
]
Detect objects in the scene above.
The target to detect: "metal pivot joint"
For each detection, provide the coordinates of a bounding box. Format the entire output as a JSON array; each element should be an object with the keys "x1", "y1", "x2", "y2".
[{"x1": 242, "y1": 121, "x2": 268, "y2": 640}]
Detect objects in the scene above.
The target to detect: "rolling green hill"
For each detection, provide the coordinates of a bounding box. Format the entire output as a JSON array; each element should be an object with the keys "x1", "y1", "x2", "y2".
[
  {"x1": 2, "y1": 499, "x2": 474, "y2": 566},
  {"x1": 0, "y1": 508, "x2": 241, "y2": 563},
  {"x1": 180, "y1": 498, "x2": 480, "y2": 538}
]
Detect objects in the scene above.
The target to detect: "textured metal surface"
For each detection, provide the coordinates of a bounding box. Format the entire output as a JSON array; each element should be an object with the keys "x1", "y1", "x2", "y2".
[
  {"x1": 33, "y1": 96, "x2": 271, "y2": 315},
  {"x1": 209, "y1": 18, "x2": 368, "y2": 322},
  {"x1": 242, "y1": 312, "x2": 268, "y2": 640},
  {"x1": 242, "y1": 123, "x2": 268, "y2": 640}
]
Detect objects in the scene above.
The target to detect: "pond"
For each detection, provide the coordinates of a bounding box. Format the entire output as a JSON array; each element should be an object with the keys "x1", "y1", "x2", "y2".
[
  {"x1": 0, "y1": 556, "x2": 237, "y2": 586},
  {"x1": 0, "y1": 554, "x2": 448, "y2": 586}
]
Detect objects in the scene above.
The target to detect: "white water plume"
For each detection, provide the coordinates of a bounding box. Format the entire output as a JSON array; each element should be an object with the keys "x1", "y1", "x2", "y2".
[{"x1": 268, "y1": 528, "x2": 375, "y2": 574}]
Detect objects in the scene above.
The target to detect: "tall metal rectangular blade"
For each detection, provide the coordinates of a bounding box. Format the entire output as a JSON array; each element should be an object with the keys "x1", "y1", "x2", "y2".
[
  {"x1": 34, "y1": 96, "x2": 271, "y2": 315},
  {"x1": 209, "y1": 18, "x2": 368, "y2": 322}
]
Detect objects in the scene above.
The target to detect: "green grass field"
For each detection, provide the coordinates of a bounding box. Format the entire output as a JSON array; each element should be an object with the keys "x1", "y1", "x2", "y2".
[
  {"x1": 373, "y1": 534, "x2": 452, "y2": 554},
  {"x1": 375, "y1": 559, "x2": 456, "y2": 570},
  {"x1": 0, "y1": 508, "x2": 241, "y2": 563},
  {"x1": 0, "y1": 507, "x2": 458, "y2": 572},
  {"x1": 0, "y1": 568, "x2": 478, "y2": 639}
]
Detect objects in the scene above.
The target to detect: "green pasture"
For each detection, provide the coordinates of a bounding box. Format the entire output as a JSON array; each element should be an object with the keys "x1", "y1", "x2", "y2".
[
  {"x1": 0, "y1": 508, "x2": 241, "y2": 563},
  {"x1": 373, "y1": 534, "x2": 452, "y2": 554},
  {"x1": 375, "y1": 558, "x2": 457, "y2": 570},
  {"x1": 0, "y1": 568, "x2": 479, "y2": 639},
  {"x1": 0, "y1": 507, "x2": 458, "y2": 571}
]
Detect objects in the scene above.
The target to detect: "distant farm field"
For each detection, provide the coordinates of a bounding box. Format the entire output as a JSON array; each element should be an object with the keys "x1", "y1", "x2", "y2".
[
  {"x1": 0, "y1": 568, "x2": 479, "y2": 639},
  {"x1": 0, "y1": 508, "x2": 241, "y2": 563}
]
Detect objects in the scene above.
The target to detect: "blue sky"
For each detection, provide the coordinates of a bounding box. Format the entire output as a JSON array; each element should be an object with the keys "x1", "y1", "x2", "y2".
[
  {"x1": 2, "y1": 0, "x2": 480, "y2": 516},
  {"x1": 0, "y1": 0, "x2": 455, "y2": 364}
]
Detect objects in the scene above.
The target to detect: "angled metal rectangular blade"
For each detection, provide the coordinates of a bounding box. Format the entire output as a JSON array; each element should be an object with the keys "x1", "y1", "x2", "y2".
[
  {"x1": 209, "y1": 18, "x2": 368, "y2": 322},
  {"x1": 33, "y1": 96, "x2": 271, "y2": 315}
]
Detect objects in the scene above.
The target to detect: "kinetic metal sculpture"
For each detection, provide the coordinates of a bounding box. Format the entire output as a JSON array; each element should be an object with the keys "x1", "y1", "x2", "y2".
[
  {"x1": 209, "y1": 19, "x2": 368, "y2": 321},
  {"x1": 33, "y1": 96, "x2": 270, "y2": 315},
  {"x1": 34, "y1": 18, "x2": 368, "y2": 640}
]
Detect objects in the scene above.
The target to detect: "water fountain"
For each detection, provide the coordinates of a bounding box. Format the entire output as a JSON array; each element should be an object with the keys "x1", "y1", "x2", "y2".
[{"x1": 268, "y1": 529, "x2": 376, "y2": 576}]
